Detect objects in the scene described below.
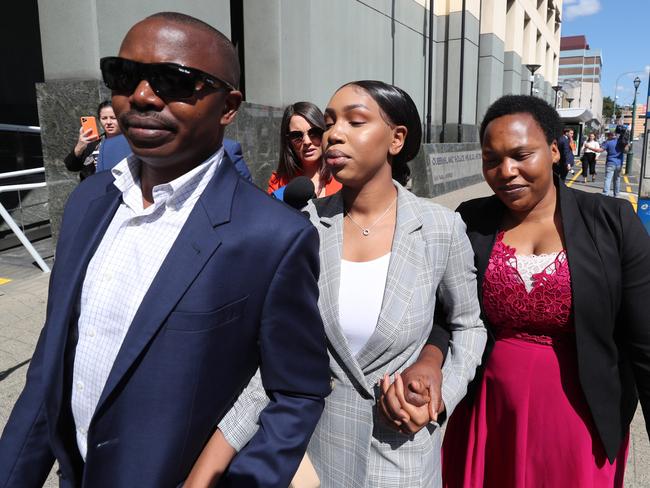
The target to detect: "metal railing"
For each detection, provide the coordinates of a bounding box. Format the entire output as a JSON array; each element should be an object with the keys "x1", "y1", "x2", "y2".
[{"x1": 0, "y1": 168, "x2": 50, "y2": 272}]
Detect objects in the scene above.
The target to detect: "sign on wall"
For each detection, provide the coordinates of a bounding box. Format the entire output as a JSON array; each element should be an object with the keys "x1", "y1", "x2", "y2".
[{"x1": 426, "y1": 150, "x2": 483, "y2": 184}]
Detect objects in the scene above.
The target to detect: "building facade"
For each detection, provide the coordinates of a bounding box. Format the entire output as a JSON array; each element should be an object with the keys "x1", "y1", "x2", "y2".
[
  {"x1": 26, "y1": 0, "x2": 564, "y2": 146},
  {"x1": 2, "y1": 0, "x2": 565, "y2": 241},
  {"x1": 241, "y1": 0, "x2": 563, "y2": 142},
  {"x1": 558, "y1": 35, "x2": 603, "y2": 124},
  {"x1": 620, "y1": 104, "x2": 647, "y2": 139}
]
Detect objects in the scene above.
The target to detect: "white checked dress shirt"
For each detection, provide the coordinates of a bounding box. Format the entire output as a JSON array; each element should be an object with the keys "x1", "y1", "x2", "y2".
[{"x1": 71, "y1": 148, "x2": 223, "y2": 459}]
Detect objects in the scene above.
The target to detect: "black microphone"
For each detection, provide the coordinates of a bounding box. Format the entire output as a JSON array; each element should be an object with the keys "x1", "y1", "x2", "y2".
[{"x1": 283, "y1": 176, "x2": 316, "y2": 210}]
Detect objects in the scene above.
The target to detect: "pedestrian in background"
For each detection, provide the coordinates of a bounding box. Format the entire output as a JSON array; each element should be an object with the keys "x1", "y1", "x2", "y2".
[
  {"x1": 553, "y1": 127, "x2": 573, "y2": 180},
  {"x1": 580, "y1": 132, "x2": 602, "y2": 183},
  {"x1": 568, "y1": 128, "x2": 577, "y2": 174},
  {"x1": 64, "y1": 101, "x2": 121, "y2": 180},
  {"x1": 602, "y1": 130, "x2": 625, "y2": 197}
]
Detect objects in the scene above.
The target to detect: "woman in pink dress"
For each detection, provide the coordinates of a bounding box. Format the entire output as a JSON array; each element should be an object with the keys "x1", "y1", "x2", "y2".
[{"x1": 380, "y1": 95, "x2": 650, "y2": 487}]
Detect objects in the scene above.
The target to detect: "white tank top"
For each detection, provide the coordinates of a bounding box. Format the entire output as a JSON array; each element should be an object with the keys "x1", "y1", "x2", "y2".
[{"x1": 338, "y1": 253, "x2": 391, "y2": 356}]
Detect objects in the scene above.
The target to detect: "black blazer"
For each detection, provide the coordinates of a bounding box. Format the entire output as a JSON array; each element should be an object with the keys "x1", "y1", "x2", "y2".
[
  {"x1": 63, "y1": 138, "x2": 102, "y2": 181},
  {"x1": 440, "y1": 180, "x2": 650, "y2": 462}
]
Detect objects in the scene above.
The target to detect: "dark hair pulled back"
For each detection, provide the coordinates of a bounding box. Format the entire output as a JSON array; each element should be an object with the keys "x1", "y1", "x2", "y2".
[{"x1": 342, "y1": 80, "x2": 422, "y2": 186}]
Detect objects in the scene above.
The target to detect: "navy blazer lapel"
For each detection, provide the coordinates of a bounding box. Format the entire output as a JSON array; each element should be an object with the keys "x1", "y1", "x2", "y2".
[
  {"x1": 52, "y1": 183, "x2": 122, "y2": 319},
  {"x1": 93, "y1": 156, "x2": 239, "y2": 418},
  {"x1": 43, "y1": 178, "x2": 122, "y2": 472},
  {"x1": 44, "y1": 182, "x2": 122, "y2": 393}
]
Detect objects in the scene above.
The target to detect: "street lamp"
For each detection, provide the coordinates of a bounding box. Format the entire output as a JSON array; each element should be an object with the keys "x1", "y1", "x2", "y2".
[
  {"x1": 551, "y1": 85, "x2": 562, "y2": 109},
  {"x1": 566, "y1": 97, "x2": 574, "y2": 108},
  {"x1": 625, "y1": 76, "x2": 642, "y2": 174},
  {"x1": 524, "y1": 64, "x2": 541, "y2": 96},
  {"x1": 613, "y1": 69, "x2": 646, "y2": 123}
]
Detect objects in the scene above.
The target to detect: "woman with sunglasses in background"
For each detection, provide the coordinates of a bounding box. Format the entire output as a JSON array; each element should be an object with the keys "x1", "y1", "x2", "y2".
[
  {"x1": 64, "y1": 101, "x2": 122, "y2": 180},
  {"x1": 267, "y1": 102, "x2": 342, "y2": 198},
  {"x1": 185, "y1": 80, "x2": 486, "y2": 488}
]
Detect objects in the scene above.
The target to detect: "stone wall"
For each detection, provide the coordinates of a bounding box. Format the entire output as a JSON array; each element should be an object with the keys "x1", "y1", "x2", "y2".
[
  {"x1": 36, "y1": 80, "x2": 110, "y2": 242},
  {"x1": 223, "y1": 102, "x2": 284, "y2": 189}
]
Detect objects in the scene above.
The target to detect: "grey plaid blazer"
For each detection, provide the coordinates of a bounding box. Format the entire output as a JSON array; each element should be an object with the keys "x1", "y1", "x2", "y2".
[{"x1": 220, "y1": 183, "x2": 486, "y2": 487}]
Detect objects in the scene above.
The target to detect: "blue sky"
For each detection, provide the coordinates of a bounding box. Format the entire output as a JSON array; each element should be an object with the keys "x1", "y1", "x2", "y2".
[{"x1": 561, "y1": 0, "x2": 650, "y2": 107}]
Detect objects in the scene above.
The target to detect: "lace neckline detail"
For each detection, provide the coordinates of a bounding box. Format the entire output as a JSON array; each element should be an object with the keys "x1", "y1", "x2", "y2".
[{"x1": 481, "y1": 231, "x2": 573, "y2": 344}]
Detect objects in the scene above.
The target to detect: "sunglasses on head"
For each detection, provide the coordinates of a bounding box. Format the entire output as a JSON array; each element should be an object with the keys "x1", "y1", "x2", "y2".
[
  {"x1": 100, "y1": 56, "x2": 235, "y2": 99},
  {"x1": 287, "y1": 127, "x2": 324, "y2": 144}
]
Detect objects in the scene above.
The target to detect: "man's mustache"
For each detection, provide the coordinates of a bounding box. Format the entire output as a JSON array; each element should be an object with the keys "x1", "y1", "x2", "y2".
[{"x1": 119, "y1": 110, "x2": 178, "y2": 131}]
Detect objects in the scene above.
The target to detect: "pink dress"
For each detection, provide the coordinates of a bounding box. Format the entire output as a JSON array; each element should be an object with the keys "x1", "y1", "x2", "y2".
[{"x1": 442, "y1": 232, "x2": 628, "y2": 488}]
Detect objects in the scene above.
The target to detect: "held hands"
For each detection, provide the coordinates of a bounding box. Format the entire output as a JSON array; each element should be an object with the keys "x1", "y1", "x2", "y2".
[
  {"x1": 378, "y1": 350, "x2": 445, "y2": 435},
  {"x1": 379, "y1": 373, "x2": 431, "y2": 435},
  {"x1": 73, "y1": 127, "x2": 99, "y2": 157}
]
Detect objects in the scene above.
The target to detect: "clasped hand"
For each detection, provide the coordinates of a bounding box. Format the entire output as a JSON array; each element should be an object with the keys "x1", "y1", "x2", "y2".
[{"x1": 377, "y1": 357, "x2": 444, "y2": 435}]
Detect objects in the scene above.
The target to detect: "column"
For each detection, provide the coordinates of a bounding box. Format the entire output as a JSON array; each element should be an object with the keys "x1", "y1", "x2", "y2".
[
  {"x1": 477, "y1": 0, "x2": 506, "y2": 121},
  {"x1": 503, "y1": 0, "x2": 524, "y2": 95},
  {"x1": 443, "y1": 0, "x2": 481, "y2": 142}
]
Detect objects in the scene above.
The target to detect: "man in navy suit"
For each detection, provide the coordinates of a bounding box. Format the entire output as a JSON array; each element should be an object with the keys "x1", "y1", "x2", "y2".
[
  {"x1": 553, "y1": 128, "x2": 574, "y2": 181},
  {"x1": 0, "y1": 12, "x2": 329, "y2": 488}
]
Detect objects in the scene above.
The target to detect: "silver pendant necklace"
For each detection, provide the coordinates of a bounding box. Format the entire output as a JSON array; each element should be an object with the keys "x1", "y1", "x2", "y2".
[{"x1": 345, "y1": 197, "x2": 397, "y2": 236}]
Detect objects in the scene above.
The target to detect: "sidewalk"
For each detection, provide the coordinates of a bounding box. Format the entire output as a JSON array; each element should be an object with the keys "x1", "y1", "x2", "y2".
[
  {"x1": 0, "y1": 268, "x2": 57, "y2": 486},
  {"x1": 0, "y1": 181, "x2": 648, "y2": 486}
]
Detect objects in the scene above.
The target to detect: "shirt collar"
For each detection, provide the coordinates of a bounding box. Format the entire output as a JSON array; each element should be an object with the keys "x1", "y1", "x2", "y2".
[{"x1": 111, "y1": 146, "x2": 224, "y2": 213}]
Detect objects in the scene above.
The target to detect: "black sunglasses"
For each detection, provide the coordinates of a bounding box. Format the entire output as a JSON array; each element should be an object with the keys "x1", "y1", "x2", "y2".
[
  {"x1": 100, "y1": 56, "x2": 235, "y2": 99},
  {"x1": 287, "y1": 127, "x2": 324, "y2": 144}
]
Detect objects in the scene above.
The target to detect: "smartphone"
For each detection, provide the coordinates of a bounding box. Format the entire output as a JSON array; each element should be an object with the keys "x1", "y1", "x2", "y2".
[{"x1": 80, "y1": 116, "x2": 99, "y2": 140}]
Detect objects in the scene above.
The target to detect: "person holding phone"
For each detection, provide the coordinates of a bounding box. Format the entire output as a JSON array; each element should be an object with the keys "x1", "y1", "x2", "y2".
[{"x1": 64, "y1": 100, "x2": 122, "y2": 180}]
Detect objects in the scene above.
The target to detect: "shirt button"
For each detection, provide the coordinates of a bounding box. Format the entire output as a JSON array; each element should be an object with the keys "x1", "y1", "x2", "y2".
[
  {"x1": 76, "y1": 381, "x2": 84, "y2": 391},
  {"x1": 88, "y1": 328, "x2": 96, "y2": 338},
  {"x1": 79, "y1": 427, "x2": 87, "y2": 435}
]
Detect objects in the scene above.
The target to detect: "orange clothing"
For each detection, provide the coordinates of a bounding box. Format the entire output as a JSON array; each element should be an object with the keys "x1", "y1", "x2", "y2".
[{"x1": 267, "y1": 171, "x2": 342, "y2": 197}]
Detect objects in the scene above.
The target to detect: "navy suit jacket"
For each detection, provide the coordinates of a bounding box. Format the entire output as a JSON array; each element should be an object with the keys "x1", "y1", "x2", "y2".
[
  {"x1": 96, "y1": 134, "x2": 132, "y2": 173},
  {"x1": 0, "y1": 154, "x2": 330, "y2": 487},
  {"x1": 223, "y1": 139, "x2": 253, "y2": 182}
]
